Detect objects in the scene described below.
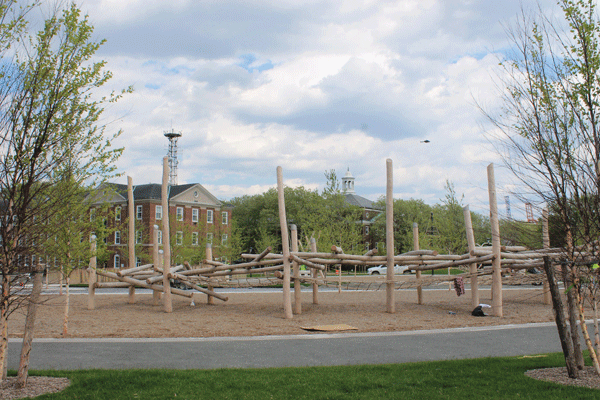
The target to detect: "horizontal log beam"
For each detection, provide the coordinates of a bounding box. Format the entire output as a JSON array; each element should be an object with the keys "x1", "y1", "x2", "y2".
[
  {"x1": 116, "y1": 264, "x2": 154, "y2": 277},
  {"x1": 168, "y1": 272, "x2": 228, "y2": 301},
  {"x1": 289, "y1": 255, "x2": 326, "y2": 271},
  {"x1": 411, "y1": 254, "x2": 495, "y2": 272},
  {"x1": 95, "y1": 269, "x2": 193, "y2": 298}
]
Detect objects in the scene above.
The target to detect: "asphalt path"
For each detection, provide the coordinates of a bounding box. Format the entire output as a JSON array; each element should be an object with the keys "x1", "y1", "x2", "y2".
[{"x1": 6, "y1": 322, "x2": 579, "y2": 370}]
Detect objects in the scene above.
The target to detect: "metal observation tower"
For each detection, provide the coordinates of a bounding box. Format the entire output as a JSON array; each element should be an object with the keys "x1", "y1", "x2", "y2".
[{"x1": 164, "y1": 129, "x2": 182, "y2": 186}]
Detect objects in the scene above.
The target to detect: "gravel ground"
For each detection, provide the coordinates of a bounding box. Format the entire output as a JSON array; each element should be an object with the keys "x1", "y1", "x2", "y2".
[
  {"x1": 0, "y1": 377, "x2": 70, "y2": 400},
  {"x1": 526, "y1": 367, "x2": 600, "y2": 390},
  {"x1": 8, "y1": 288, "x2": 555, "y2": 338}
]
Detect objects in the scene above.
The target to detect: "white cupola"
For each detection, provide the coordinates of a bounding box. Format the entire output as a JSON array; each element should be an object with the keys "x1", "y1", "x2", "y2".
[{"x1": 342, "y1": 168, "x2": 355, "y2": 193}]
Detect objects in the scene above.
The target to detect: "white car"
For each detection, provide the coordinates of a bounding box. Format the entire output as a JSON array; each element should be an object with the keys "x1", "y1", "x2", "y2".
[{"x1": 367, "y1": 265, "x2": 411, "y2": 275}]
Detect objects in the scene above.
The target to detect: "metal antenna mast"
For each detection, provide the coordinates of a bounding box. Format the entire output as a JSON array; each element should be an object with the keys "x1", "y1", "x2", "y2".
[
  {"x1": 164, "y1": 129, "x2": 182, "y2": 186},
  {"x1": 525, "y1": 202, "x2": 535, "y2": 223}
]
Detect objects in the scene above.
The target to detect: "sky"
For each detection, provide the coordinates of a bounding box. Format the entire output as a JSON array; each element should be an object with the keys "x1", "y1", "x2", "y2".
[{"x1": 63, "y1": 0, "x2": 561, "y2": 219}]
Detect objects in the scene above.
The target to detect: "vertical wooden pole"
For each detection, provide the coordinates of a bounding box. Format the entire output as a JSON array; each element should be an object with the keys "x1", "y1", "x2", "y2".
[
  {"x1": 87, "y1": 236, "x2": 97, "y2": 310},
  {"x1": 310, "y1": 237, "x2": 319, "y2": 304},
  {"x1": 463, "y1": 205, "x2": 479, "y2": 308},
  {"x1": 206, "y1": 243, "x2": 214, "y2": 305},
  {"x1": 127, "y1": 176, "x2": 136, "y2": 304},
  {"x1": 386, "y1": 159, "x2": 395, "y2": 314},
  {"x1": 291, "y1": 225, "x2": 301, "y2": 314},
  {"x1": 152, "y1": 225, "x2": 161, "y2": 305},
  {"x1": 413, "y1": 223, "x2": 423, "y2": 305},
  {"x1": 542, "y1": 208, "x2": 552, "y2": 305},
  {"x1": 487, "y1": 163, "x2": 503, "y2": 317},
  {"x1": 161, "y1": 157, "x2": 173, "y2": 313},
  {"x1": 277, "y1": 166, "x2": 293, "y2": 319}
]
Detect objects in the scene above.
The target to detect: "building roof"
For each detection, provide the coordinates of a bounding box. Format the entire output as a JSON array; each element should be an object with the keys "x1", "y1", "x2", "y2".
[
  {"x1": 98, "y1": 183, "x2": 223, "y2": 206},
  {"x1": 344, "y1": 193, "x2": 381, "y2": 210}
]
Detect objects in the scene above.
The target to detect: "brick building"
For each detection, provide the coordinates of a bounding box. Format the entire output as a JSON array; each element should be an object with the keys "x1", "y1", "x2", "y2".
[{"x1": 92, "y1": 182, "x2": 232, "y2": 268}]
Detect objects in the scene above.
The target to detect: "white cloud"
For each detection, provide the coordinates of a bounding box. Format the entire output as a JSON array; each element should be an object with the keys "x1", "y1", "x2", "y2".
[{"x1": 76, "y1": 0, "x2": 563, "y2": 218}]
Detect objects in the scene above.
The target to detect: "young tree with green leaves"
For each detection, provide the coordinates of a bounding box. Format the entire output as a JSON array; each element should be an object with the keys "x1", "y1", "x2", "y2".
[
  {"x1": 42, "y1": 181, "x2": 114, "y2": 337},
  {"x1": 481, "y1": 0, "x2": 600, "y2": 377},
  {"x1": 0, "y1": 2, "x2": 130, "y2": 386}
]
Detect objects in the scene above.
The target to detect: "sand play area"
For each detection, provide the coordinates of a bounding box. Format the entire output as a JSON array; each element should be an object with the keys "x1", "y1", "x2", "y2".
[{"x1": 7, "y1": 286, "x2": 554, "y2": 339}]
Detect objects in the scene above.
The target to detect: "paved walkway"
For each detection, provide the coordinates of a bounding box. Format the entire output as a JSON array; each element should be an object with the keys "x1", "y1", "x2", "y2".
[{"x1": 7, "y1": 322, "x2": 570, "y2": 370}]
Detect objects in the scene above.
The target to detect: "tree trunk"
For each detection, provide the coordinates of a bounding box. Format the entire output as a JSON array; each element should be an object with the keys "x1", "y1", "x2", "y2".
[
  {"x1": 574, "y1": 288, "x2": 600, "y2": 376},
  {"x1": 544, "y1": 257, "x2": 579, "y2": 378},
  {"x1": 62, "y1": 276, "x2": 70, "y2": 336},
  {"x1": 16, "y1": 267, "x2": 43, "y2": 388},
  {"x1": 0, "y1": 276, "x2": 11, "y2": 383},
  {"x1": 593, "y1": 299, "x2": 600, "y2": 355},
  {"x1": 562, "y1": 265, "x2": 585, "y2": 370}
]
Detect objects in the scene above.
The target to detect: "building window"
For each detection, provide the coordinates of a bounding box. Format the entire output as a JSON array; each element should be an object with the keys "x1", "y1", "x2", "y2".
[
  {"x1": 136, "y1": 205, "x2": 143, "y2": 220},
  {"x1": 176, "y1": 207, "x2": 184, "y2": 221},
  {"x1": 365, "y1": 226, "x2": 369, "y2": 235},
  {"x1": 114, "y1": 254, "x2": 120, "y2": 268},
  {"x1": 115, "y1": 207, "x2": 121, "y2": 221},
  {"x1": 207, "y1": 209, "x2": 213, "y2": 224},
  {"x1": 192, "y1": 232, "x2": 198, "y2": 246},
  {"x1": 207, "y1": 232, "x2": 213, "y2": 244},
  {"x1": 221, "y1": 234, "x2": 228, "y2": 245},
  {"x1": 136, "y1": 257, "x2": 142, "y2": 267},
  {"x1": 114, "y1": 231, "x2": 121, "y2": 245},
  {"x1": 222, "y1": 211, "x2": 228, "y2": 225},
  {"x1": 157, "y1": 230, "x2": 162, "y2": 245},
  {"x1": 155, "y1": 205, "x2": 162, "y2": 220},
  {"x1": 90, "y1": 208, "x2": 96, "y2": 222},
  {"x1": 176, "y1": 231, "x2": 183, "y2": 246},
  {"x1": 136, "y1": 230, "x2": 142, "y2": 244},
  {"x1": 192, "y1": 208, "x2": 199, "y2": 223}
]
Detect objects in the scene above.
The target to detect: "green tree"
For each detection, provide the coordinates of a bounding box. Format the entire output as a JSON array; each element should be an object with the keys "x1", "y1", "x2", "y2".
[
  {"x1": 42, "y1": 180, "x2": 115, "y2": 336},
  {"x1": 0, "y1": 3, "x2": 130, "y2": 386},
  {"x1": 371, "y1": 198, "x2": 432, "y2": 254},
  {"x1": 481, "y1": 0, "x2": 600, "y2": 377},
  {"x1": 428, "y1": 181, "x2": 467, "y2": 255},
  {"x1": 231, "y1": 173, "x2": 363, "y2": 256}
]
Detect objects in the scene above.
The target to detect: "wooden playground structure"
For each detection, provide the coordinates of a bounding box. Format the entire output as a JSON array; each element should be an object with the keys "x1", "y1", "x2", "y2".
[{"x1": 87, "y1": 158, "x2": 578, "y2": 319}]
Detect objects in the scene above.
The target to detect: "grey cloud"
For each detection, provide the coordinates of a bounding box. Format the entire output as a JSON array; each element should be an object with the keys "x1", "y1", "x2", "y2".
[
  {"x1": 93, "y1": 2, "x2": 330, "y2": 59},
  {"x1": 192, "y1": 62, "x2": 263, "y2": 90}
]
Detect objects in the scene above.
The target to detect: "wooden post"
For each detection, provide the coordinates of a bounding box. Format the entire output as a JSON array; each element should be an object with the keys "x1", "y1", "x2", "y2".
[
  {"x1": 161, "y1": 157, "x2": 173, "y2": 313},
  {"x1": 127, "y1": 176, "x2": 136, "y2": 304},
  {"x1": 87, "y1": 236, "x2": 97, "y2": 310},
  {"x1": 277, "y1": 166, "x2": 293, "y2": 319},
  {"x1": 386, "y1": 159, "x2": 395, "y2": 313},
  {"x1": 310, "y1": 237, "x2": 319, "y2": 304},
  {"x1": 542, "y1": 208, "x2": 552, "y2": 305},
  {"x1": 291, "y1": 225, "x2": 301, "y2": 314},
  {"x1": 413, "y1": 223, "x2": 423, "y2": 305},
  {"x1": 206, "y1": 243, "x2": 214, "y2": 305},
  {"x1": 487, "y1": 163, "x2": 503, "y2": 317},
  {"x1": 152, "y1": 225, "x2": 161, "y2": 305},
  {"x1": 463, "y1": 205, "x2": 479, "y2": 308}
]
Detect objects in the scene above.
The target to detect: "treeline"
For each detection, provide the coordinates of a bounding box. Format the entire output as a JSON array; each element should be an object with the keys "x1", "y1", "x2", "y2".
[{"x1": 229, "y1": 178, "x2": 543, "y2": 256}]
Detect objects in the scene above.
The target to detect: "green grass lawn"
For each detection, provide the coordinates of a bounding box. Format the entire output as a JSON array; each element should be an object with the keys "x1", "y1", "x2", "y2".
[{"x1": 19, "y1": 352, "x2": 599, "y2": 399}]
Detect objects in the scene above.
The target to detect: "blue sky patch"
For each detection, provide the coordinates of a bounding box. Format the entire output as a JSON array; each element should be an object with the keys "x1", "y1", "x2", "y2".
[{"x1": 237, "y1": 53, "x2": 274, "y2": 73}]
